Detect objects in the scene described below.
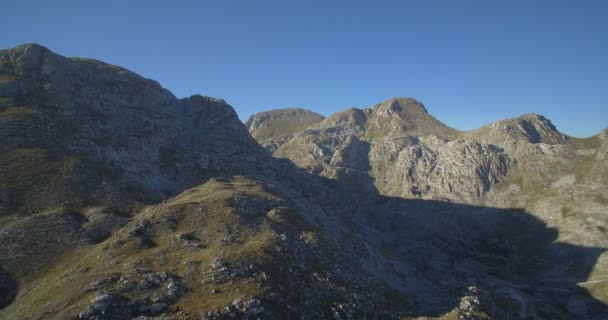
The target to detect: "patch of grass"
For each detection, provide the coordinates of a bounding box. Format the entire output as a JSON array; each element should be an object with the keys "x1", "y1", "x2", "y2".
[
  {"x1": 561, "y1": 207, "x2": 575, "y2": 219},
  {"x1": 0, "y1": 105, "x2": 36, "y2": 118},
  {"x1": 0, "y1": 74, "x2": 18, "y2": 84},
  {"x1": 1, "y1": 176, "x2": 391, "y2": 319},
  {"x1": 0, "y1": 97, "x2": 13, "y2": 104},
  {"x1": 573, "y1": 156, "x2": 597, "y2": 181},
  {"x1": 0, "y1": 148, "x2": 85, "y2": 214},
  {"x1": 594, "y1": 194, "x2": 608, "y2": 206},
  {"x1": 567, "y1": 135, "x2": 600, "y2": 150},
  {"x1": 581, "y1": 281, "x2": 608, "y2": 304}
]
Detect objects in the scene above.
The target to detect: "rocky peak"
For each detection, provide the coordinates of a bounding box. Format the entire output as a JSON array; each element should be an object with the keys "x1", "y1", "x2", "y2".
[
  {"x1": 0, "y1": 43, "x2": 52, "y2": 72},
  {"x1": 519, "y1": 113, "x2": 559, "y2": 133},
  {"x1": 465, "y1": 112, "x2": 566, "y2": 149},
  {"x1": 364, "y1": 97, "x2": 458, "y2": 140},
  {"x1": 367, "y1": 97, "x2": 429, "y2": 117}
]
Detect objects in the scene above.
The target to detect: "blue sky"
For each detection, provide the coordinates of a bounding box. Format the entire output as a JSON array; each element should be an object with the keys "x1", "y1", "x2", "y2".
[{"x1": 1, "y1": 1, "x2": 607, "y2": 137}]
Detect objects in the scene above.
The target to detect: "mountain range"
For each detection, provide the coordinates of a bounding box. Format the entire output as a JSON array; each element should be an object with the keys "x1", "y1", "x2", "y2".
[{"x1": 1, "y1": 43, "x2": 607, "y2": 319}]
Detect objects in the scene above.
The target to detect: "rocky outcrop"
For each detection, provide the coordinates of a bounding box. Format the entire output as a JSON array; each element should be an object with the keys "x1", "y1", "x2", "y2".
[
  {"x1": 369, "y1": 136, "x2": 511, "y2": 202},
  {"x1": 267, "y1": 98, "x2": 511, "y2": 202}
]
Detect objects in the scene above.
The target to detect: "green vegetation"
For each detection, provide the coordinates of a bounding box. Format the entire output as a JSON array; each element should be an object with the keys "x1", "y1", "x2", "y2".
[
  {"x1": 1, "y1": 177, "x2": 318, "y2": 318},
  {"x1": 573, "y1": 155, "x2": 597, "y2": 181},
  {"x1": 581, "y1": 281, "x2": 608, "y2": 304},
  {"x1": 0, "y1": 97, "x2": 13, "y2": 104},
  {"x1": 567, "y1": 135, "x2": 601, "y2": 150},
  {"x1": 0, "y1": 73, "x2": 18, "y2": 84},
  {"x1": 594, "y1": 194, "x2": 608, "y2": 205},
  {"x1": 0, "y1": 148, "x2": 86, "y2": 214},
  {"x1": 0, "y1": 104, "x2": 26, "y2": 115}
]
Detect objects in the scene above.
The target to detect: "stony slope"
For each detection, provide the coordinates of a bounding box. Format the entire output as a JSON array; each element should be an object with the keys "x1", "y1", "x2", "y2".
[
  {"x1": 249, "y1": 96, "x2": 608, "y2": 318},
  {"x1": 2, "y1": 176, "x2": 403, "y2": 319},
  {"x1": 1, "y1": 43, "x2": 607, "y2": 319}
]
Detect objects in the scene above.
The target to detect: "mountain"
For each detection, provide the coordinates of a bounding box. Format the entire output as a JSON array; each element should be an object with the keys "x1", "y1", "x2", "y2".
[
  {"x1": 0, "y1": 43, "x2": 400, "y2": 319},
  {"x1": 261, "y1": 98, "x2": 508, "y2": 202},
  {"x1": 1, "y1": 43, "x2": 607, "y2": 319},
  {"x1": 249, "y1": 97, "x2": 608, "y2": 317},
  {"x1": 0, "y1": 43, "x2": 270, "y2": 215}
]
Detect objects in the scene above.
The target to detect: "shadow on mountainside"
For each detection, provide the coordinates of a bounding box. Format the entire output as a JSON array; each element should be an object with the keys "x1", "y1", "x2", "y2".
[
  {"x1": 249, "y1": 151, "x2": 608, "y2": 318},
  {"x1": 0, "y1": 266, "x2": 17, "y2": 309},
  {"x1": 267, "y1": 138, "x2": 608, "y2": 318},
  {"x1": 352, "y1": 193, "x2": 608, "y2": 318}
]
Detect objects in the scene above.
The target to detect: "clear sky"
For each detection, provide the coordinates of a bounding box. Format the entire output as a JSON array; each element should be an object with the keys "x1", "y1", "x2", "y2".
[{"x1": 1, "y1": 1, "x2": 607, "y2": 137}]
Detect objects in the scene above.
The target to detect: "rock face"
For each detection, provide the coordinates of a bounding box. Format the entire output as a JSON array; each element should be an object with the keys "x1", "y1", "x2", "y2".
[
  {"x1": 0, "y1": 43, "x2": 268, "y2": 215},
  {"x1": 370, "y1": 136, "x2": 511, "y2": 202},
  {"x1": 270, "y1": 97, "x2": 510, "y2": 202},
  {"x1": 1, "y1": 43, "x2": 608, "y2": 320}
]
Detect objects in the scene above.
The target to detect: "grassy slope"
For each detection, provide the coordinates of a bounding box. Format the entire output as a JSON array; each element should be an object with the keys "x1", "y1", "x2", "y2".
[
  {"x1": 1, "y1": 177, "x2": 274, "y2": 318},
  {"x1": 1, "y1": 176, "x2": 394, "y2": 319}
]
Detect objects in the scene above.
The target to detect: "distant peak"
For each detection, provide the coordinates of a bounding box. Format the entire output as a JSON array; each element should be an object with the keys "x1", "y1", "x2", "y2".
[
  {"x1": 517, "y1": 113, "x2": 558, "y2": 131},
  {"x1": 258, "y1": 107, "x2": 319, "y2": 115},
  {"x1": 1, "y1": 43, "x2": 58, "y2": 72},
  {"x1": 372, "y1": 97, "x2": 429, "y2": 115},
  {"x1": 4, "y1": 43, "x2": 53, "y2": 58},
  {"x1": 184, "y1": 94, "x2": 227, "y2": 105},
  {"x1": 14, "y1": 43, "x2": 50, "y2": 51},
  {"x1": 476, "y1": 112, "x2": 566, "y2": 145},
  {"x1": 490, "y1": 113, "x2": 556, "y2": 129},
  {"x1": 520, "y1": 112, "x2": 547, "y2": 121},
  {"x1": 387, "y1": 96, "x2": 424, "y2": 105}
]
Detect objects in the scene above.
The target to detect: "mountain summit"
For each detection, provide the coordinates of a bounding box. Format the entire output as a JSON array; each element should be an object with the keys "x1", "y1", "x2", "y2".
[{"x1": 363, "y1": 97, "x2": 458, "y2": 140}]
